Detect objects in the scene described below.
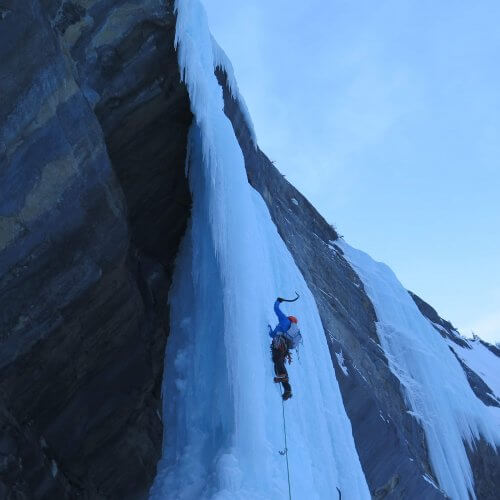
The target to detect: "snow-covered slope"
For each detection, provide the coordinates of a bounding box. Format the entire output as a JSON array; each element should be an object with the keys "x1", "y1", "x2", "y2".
[
  {"x1": 150, "y1": 1, "x2": 370, "y2": 498},
  {"x1": 453, "y1": 340, "x2": 500, "y2": 404},
  {"x1": 339, "y1": 241, "x2": 500, "y2": 499},
  {"x1": 450, "y1": 339, "x2": 500, "y2": 434}
]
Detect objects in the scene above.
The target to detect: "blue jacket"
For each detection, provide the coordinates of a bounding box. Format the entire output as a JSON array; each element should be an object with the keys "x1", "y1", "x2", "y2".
[{"x1": 268, "y1": 300, "x2": 291, "y2": 338}]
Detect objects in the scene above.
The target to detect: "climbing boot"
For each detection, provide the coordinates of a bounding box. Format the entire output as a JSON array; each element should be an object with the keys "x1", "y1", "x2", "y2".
[{"x1": 282, "y1": 390, "x2": 292, "y2": 401}]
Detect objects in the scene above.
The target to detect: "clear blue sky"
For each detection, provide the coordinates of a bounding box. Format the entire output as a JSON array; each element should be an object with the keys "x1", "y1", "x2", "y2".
[{"x1": 202, "y1": 0, "x2": 500, "y2": 343}]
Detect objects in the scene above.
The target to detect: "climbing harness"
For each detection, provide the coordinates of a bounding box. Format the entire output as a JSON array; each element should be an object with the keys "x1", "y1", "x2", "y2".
[{"x1": 279, "y1": 385, "x2": 292, "y2": 500}]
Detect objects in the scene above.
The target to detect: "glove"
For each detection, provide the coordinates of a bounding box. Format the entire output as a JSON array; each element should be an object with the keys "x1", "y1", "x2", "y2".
[{"x1": 277, "y1": 297, "x2": 284, "y2": 303}]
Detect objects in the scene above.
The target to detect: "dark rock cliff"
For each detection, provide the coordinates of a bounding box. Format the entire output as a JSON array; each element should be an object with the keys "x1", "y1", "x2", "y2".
[{"x1": 0, "y1": 0, "x2": 191, "y2": 498}]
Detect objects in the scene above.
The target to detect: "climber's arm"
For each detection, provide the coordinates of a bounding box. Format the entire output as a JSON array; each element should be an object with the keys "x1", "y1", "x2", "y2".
[
  {"x1": 274, "y1": 299, "x2": 287, "y2": 322},
  {"x1": 274, "y1": 299, "x2": 291, "y2": 333},
  {"x1": 268, "y1": 324, "x2": 278, "y2": 338}
]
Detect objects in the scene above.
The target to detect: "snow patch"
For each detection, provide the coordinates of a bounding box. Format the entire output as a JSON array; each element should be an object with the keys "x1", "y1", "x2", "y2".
[
  {"x1": 379, "y1": 411, "x2": 389, "y2": 423},
  {"x1": 291, "y1": 197, "x2": 299, "y2": 206},
  {"x1": 450, "y1": 337, "x2": 500, "y2": 437},
  {"x1": 431, "y1": 322, "x2": 449, "y2": 335},
  {"x1": 451, "y1": 338, "x2": 500, "y2": 401},
  {"x1": 335, "y1": 351, "x2": 349, "y2": 376},
  {"x1": 422, "y1": 474, "x2": 440, "y2": 490}
]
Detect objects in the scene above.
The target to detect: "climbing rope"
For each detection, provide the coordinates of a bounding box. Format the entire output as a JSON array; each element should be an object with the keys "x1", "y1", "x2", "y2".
[
  {"x1": 280, "y1": 386, "x2": 292, "y2": 500},
  {"x1": 276, "y1": 386, "x2": 340, "y2": 500}
]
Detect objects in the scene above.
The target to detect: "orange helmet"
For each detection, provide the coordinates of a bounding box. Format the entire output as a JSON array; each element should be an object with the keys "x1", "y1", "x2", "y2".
[{"x1": 288, "y1": 316, "x2": 298, "y2": 324}]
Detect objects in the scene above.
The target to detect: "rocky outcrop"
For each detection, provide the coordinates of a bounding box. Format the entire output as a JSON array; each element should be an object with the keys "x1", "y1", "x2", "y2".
[
  {"x1": 0, "y1": 0, "x2": 191, "y2": 497},
  {"x1": 466, "y1": 439, "x2": 500, "y2": 500},
  {"x1": 409, "y1": 290, "x2": 469, "y2": 348},
  {"x1": 480, "y1": 339, "x2": 500, "y2": 358}
]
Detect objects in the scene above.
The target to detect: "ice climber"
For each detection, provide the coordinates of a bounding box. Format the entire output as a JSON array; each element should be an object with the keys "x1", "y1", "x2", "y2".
[{"x1": 268, "y1": 297, "x2": 302, "y2": 401}]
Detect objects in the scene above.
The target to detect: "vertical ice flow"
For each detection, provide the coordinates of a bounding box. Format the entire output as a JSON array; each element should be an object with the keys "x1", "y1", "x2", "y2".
[
  {"x1": 339, "y1": 241, "x2": 500, "y2": 500},
  {"x1": 150, "y1": 1, "x2": 370, "y2": 498}
]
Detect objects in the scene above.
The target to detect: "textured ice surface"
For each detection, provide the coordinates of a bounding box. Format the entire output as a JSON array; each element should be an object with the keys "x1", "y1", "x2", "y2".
[
  {"x1": 150, "y1": 1, "x2": 370, "y2": 499},
  {"x1": 339, "y1": 241, "x2": 500, "y2": 500}
]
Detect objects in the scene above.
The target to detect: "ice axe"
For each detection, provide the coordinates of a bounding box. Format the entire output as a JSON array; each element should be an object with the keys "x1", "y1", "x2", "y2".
[{"x1": 277, "y1": 292, "x2": 300, "y2": 303}]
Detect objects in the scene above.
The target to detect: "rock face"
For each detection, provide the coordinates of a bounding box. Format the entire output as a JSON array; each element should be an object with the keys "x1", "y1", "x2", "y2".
[{"x1": 0, "y1": 0, "x2": 191, "y2": 498}]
